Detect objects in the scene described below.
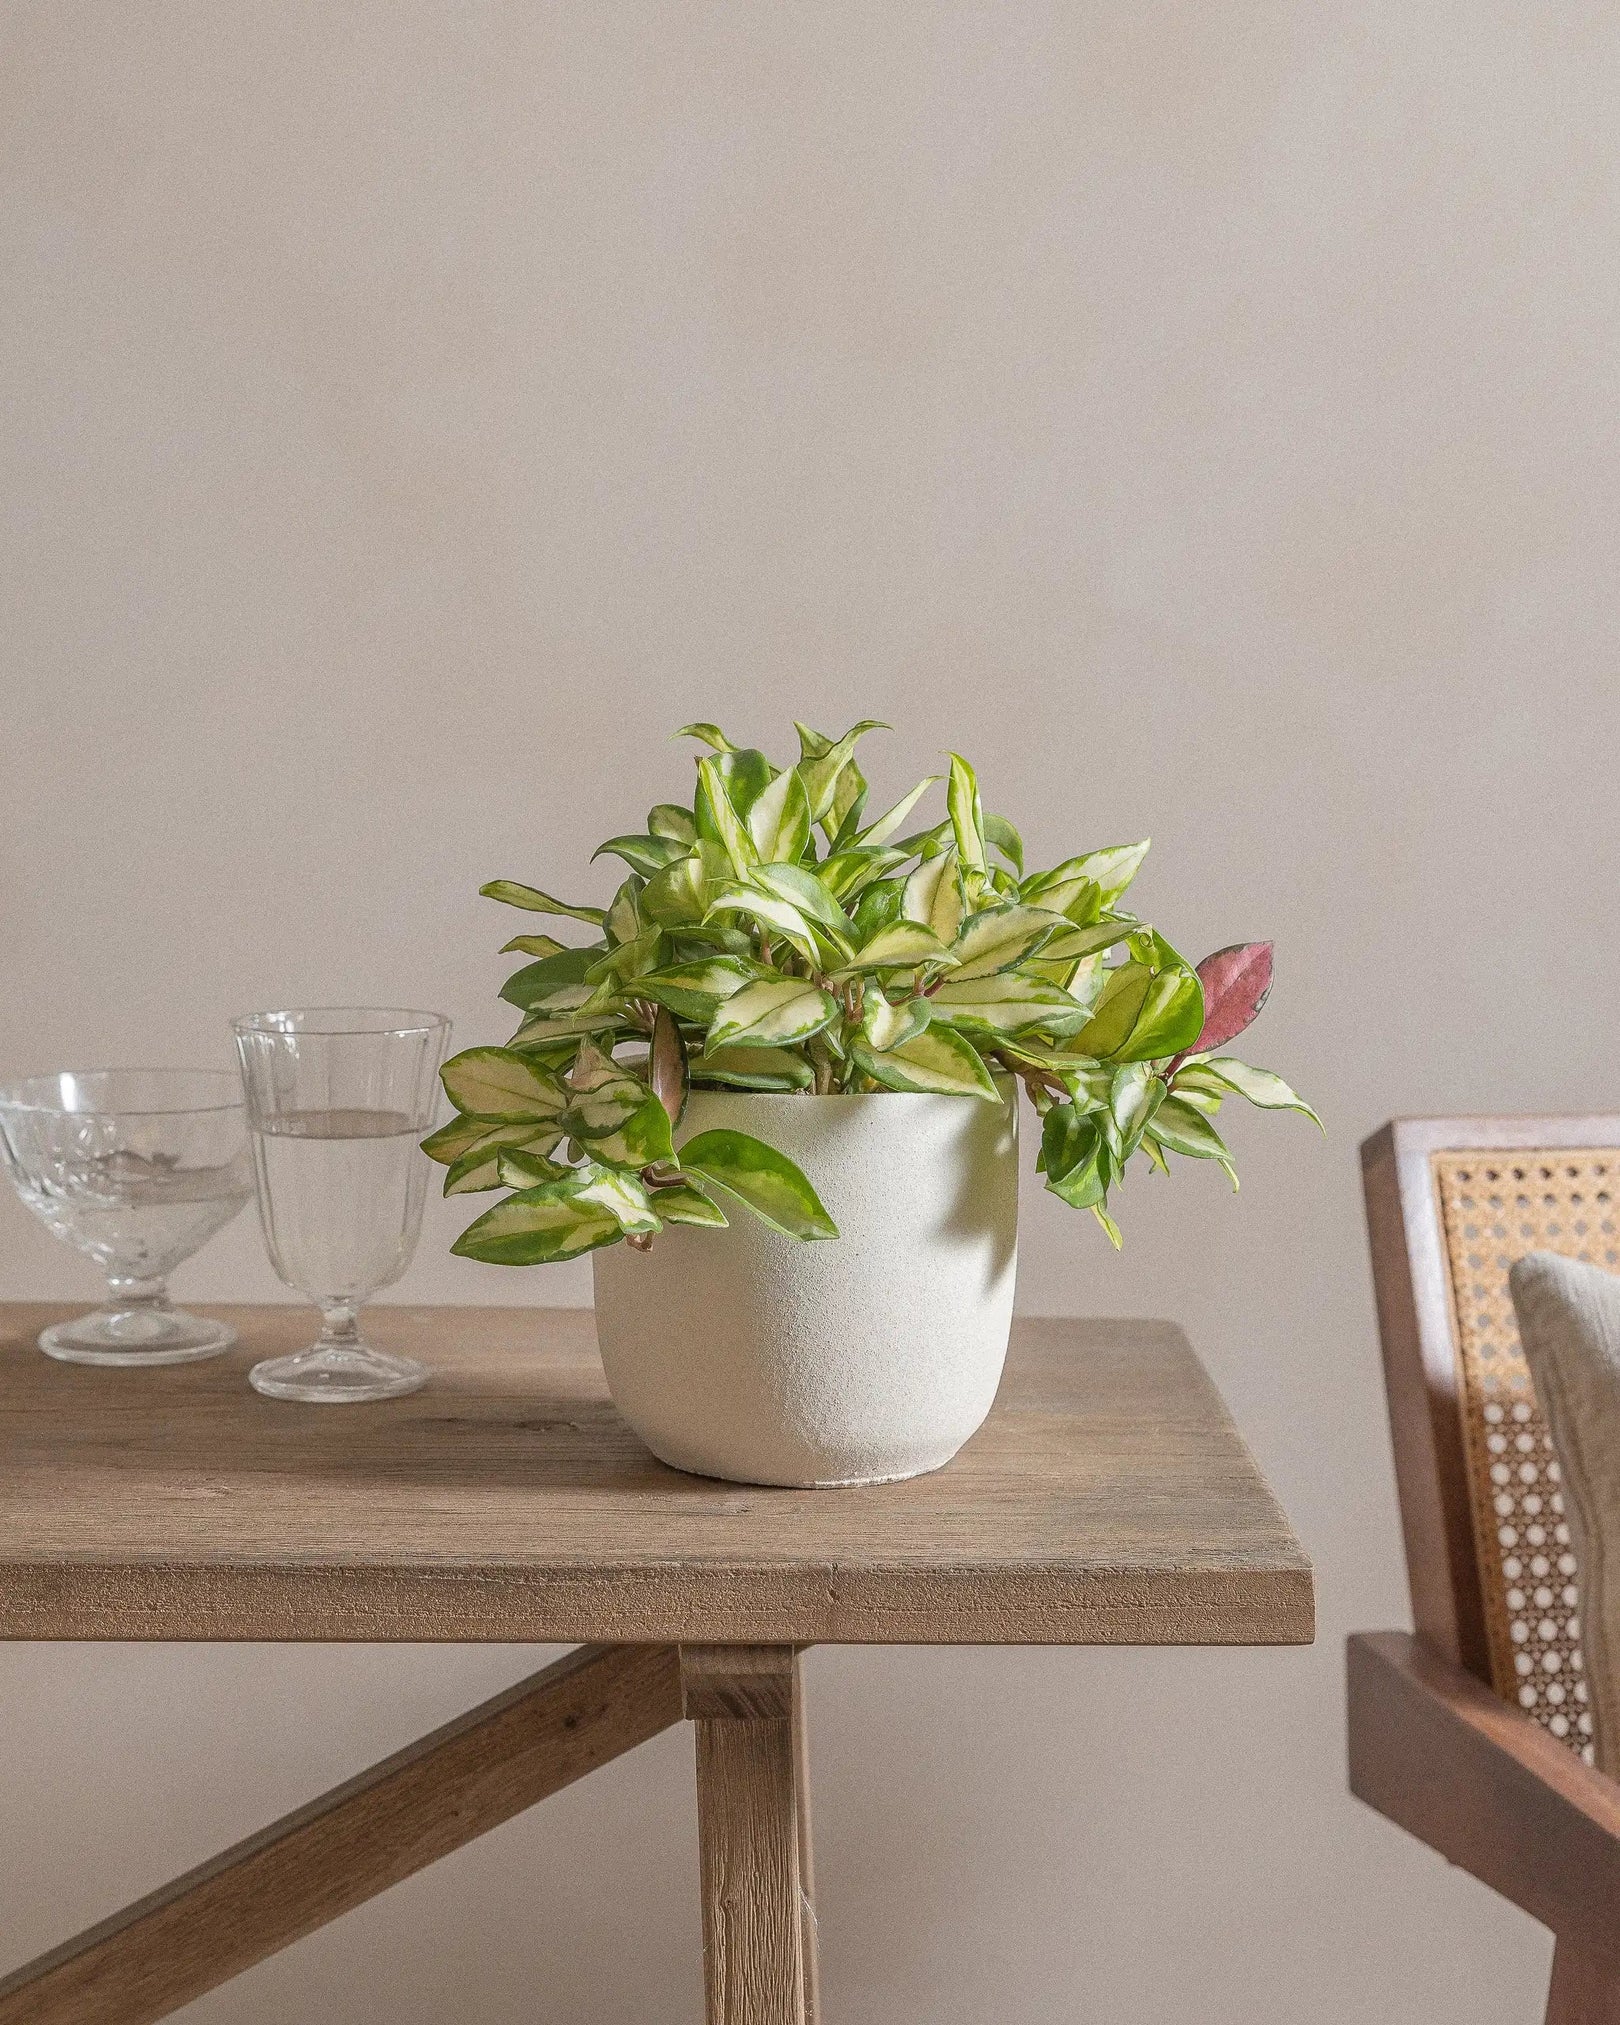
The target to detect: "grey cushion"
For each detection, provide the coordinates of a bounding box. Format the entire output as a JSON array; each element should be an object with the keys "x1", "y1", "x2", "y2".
[{"x1": 1508, "y1": 1250, "x2": 1620, "y2": 1774}]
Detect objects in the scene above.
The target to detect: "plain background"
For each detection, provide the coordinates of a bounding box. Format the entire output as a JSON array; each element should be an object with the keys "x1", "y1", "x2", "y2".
[{"x1": 2, "y1": 2, "x2": 1617, "y2": 2018}]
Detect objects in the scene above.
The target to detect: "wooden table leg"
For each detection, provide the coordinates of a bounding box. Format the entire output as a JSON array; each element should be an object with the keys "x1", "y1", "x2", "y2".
[{"x1": 681, "y1": 1646, "x2": 817, "y2": 2025}]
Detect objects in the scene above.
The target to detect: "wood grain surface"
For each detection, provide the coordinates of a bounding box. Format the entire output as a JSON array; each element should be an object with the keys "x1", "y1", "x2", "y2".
[
  {"x1": 1347, "y1": 1631, "x2": 1620, "y2": 1976},
  {"x1": 0, "y1": 1643, "x2": 683, "y2": 2025},
  {"x1": 0, "y1": 1305, "x2": 1312, "y2": 1647},
  {"x1": 684, "y1": 1647, "x2": 811, "y2": 2025}
]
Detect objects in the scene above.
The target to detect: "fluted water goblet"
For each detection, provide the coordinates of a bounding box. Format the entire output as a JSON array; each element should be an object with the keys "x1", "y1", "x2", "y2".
[{"x1": 233, "y1": 1008, "x2": 450, "y2": 1403}]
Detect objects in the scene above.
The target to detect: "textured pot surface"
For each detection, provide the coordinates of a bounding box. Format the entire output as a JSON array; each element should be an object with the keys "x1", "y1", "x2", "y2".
[{"x1": 592, "y1": 1086, "x2": 1018, "y2": 1486}]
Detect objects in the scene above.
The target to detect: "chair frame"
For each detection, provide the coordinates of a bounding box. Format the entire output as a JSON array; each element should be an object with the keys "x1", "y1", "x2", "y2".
[{"x1": 1353, "y1": 1116, "x2": 1620, "y2": 2023}]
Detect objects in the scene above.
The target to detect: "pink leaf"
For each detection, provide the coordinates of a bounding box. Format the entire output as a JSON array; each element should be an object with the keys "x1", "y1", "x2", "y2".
[{"x1": 1189, "y1": 942, "x2": 1274, "y2": 1056}]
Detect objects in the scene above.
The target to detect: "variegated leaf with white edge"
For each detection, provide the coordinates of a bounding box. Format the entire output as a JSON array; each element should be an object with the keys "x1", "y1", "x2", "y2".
[
  {"x1": 928, "y1": 972, "x2": 1087, "y2": 1036},
  {"x1": 677, "y1": 1128, "x2": 838, "y2": 1239},
  {"x1": 479, "y1": 880, "x2": 606, "y2": 925},
  {"x1": 745, "y1": 766, "x2": 813, "y2": 864},
  {"x1": 833, "y1": 919, "x2": 956, "y2": 976},
  {"x1": 691, "y1": 1044, "x2": 815, "y2": 1090},
  {"x1": 705, "y1": 884, "x2": 824, "y2": 966},
  {"x1": 450, "y1": 1184, "x2": 625, "y2": 1265},
  {"x1": 706, "y1": 977, "x2": 839, "y2": 1051},
  {"x1": 856, "y1": 776, "x2": 938, "y2": 849},
  {"x1": 440, "y1": 1047, "x2": 568, "y2": 1121},
  {"x1": 746, "y1": 862, "x2": 856, "y2": 952},
  {"x1": 854, "y1": 1024, "x2": 1000, "y2": 1099},
  {"x1": 947, "y1": 904, "x2": 1060, "y2": 979},
  {"x1": 902, "y1": 846, "x2": 964, "y2": 943},
  {"x1": 1177, "y1": 1057, "x2": 1323, "y2": 1128},
  {"x1": 858, "y1": 989, "x2": 931, "y2": 1052}
]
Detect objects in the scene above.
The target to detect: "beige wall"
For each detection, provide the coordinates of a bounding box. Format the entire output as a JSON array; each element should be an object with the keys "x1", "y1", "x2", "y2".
[{"x1": 3, "y1": 3, "x2": 1617, "y2": 2017}]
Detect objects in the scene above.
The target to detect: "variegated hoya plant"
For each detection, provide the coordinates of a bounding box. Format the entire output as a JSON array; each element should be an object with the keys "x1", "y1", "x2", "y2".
[{"x1": 428, "y1": 721, "x2": 1319, "y2": 1266}]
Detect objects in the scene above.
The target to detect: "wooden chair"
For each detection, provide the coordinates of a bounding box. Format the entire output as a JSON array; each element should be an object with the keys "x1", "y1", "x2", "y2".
[{"x1": 1352, "y1": 1118, "x2": 1620, "y2": 2023}]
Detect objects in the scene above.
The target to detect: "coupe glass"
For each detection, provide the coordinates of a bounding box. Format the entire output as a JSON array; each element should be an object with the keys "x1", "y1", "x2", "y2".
[
  {"x1": 0, "y1": 1069, "x2": 252, "y2": 1365},
  {"x1": 233, "y1": 1008, "x2": 450, "y2": 1404}
]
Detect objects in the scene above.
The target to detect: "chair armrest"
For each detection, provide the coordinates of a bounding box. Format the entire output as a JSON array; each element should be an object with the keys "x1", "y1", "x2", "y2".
[{"x1": 1348, "y1": 1631, "x2": 1620, "y2": 1958}]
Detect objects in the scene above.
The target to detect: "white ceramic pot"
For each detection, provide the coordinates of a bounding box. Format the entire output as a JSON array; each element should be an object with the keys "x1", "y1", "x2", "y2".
[{"x1": 592, "y1": 1085, "x2": 1019, "y2": 1487}]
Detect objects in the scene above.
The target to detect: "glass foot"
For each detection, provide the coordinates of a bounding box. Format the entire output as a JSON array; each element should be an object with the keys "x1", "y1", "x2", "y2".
[
  {"x1": 249, "y1": 1342, "x2": 427, "y2": 1404},
  {"x1": 39, "y1": 1306, "x2": 236, "y2": 1367}
]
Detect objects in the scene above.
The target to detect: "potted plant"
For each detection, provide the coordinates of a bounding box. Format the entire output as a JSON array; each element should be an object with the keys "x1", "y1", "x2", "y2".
[{"x1": 427, "y1": 720, "x2": 1317, "y2": 1487}]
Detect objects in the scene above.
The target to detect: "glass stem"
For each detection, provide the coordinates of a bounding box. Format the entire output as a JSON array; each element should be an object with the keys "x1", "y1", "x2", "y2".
[
  {"x1": 104, "y1": 1275, "x2": 172, "y2": 1316},
  {"x1": 316, "y1": 1301, "x2": 363, "y2": 1352}
]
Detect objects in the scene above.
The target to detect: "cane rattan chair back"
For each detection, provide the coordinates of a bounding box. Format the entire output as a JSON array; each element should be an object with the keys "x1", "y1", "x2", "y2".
[{"x1": 1362, "y1": 1118, "x2": 1620, "y2": 1765}]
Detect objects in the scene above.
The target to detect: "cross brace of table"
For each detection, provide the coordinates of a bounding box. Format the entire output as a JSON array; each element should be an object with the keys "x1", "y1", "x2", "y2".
[{"x1": 0, "y1": 1643, "x2": 816, "y2": 2025}]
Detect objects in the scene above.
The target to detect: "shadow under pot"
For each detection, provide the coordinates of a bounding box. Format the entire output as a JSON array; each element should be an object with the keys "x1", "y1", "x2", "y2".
[{"x1": 592, "y1": 1085, "x2": 1018, "y2": 1487}]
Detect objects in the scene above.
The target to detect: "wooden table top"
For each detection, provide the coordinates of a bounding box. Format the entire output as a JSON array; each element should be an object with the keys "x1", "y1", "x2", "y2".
[{"x1": 0, "y1": 1304, "x2": 1312, "y2": 1648}]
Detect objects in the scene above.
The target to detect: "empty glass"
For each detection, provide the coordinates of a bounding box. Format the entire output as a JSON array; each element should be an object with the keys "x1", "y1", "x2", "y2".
[
  {"x1": 0, "y1": 1069, "x2": 252, "y2": 1364},
  {"x1": 233, "y1": 1008, "x2": 450, "y2": 1403}
]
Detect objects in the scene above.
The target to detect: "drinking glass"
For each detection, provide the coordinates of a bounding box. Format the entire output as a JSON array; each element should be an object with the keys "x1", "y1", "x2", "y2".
[
  {"x1": 0, "y1": 1069, "x2": 252, "y2": 1364},
  {"x1": 232, "y1": 1008, "x2": 450, "y2": 1403}
]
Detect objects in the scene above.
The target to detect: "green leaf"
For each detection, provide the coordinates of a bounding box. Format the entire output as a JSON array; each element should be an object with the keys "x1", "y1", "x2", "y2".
[
  {"x1": 819, "y1": 846, "x2": 908, "y2": 903},
  {"x1": 695, "y1": 755, "x2": 759, "y2": 873},
  {"x1": 745, "y1": 766, "x2": 812, "y2": 864},
  {"x1": 433, "y1": 1121, "x2": 565, "y2": 1193},
  {"x1": 1183, "y1": 1058, "x2": 1323, "y2": 1129},
  {"x1": 564, "y1": 1041, "x2": 649, "y2": 1135},
  {"x1": 1147, "y1": 1096, "x2": 1239, "y2": 1185},
  {"x1": 948, "y1": 904, "x2": 1060, "y2": 979},
  {"x1": 1040, "y1": 1104, "x2": 1111, "y2": 1208},
  {"x1": 705, "y1": 884, "x2": 823, "y2": 966},
  {"x1": 479, "y1": 880, "x2": 606, "y2": 925},
  {"x1": 1033, "y1": 917, "x2": 1132, "y2": 965},
  {"x1": 647, "y1": 1177, "x2": 729, "y2": 1228},
  {"x1": 945, "y1": 753, "x2": 987, "y2": 877},
  {"x1": 929, "y1": 973, "x2": 1086, "y2": 1036},
  {"x1": 676, "y1": 722, "x2": 737, "y2": 752},
  {"x1": 570, "y1": 1163, "x2": 661, "y2": 1234},
  {"x1": 1109, "y1": 933, "x2": 1204, "y2": 1062},
  {"x1": 691, "y1": 1044, "x2": 815, "y2": 1091},
  {"x1": 1073, "y1": 963, "x2": 1152, "y2": 1060},
  {"x1": 984, "y1": 812, "x2": 1024, "y2": 875},
  {"x1": 1092, "y1": 1204, "x2": 1123, "y2": 1249},
  {"x1": 859, "y1": 990, "x2": 931, "y2": 1052},
  {"x1": 648, "y1": 803, "x2": 698, "y2": 845},
  {"x1": 797, "y1": 719, "x2": 887, "y2": 825},
  {"x1": 605, "y1": 875, "x2": 643, "y2": 946},
  {"x1": 706, "y1": 978, "x2": 839, "y2": 1051},
  {"x1": 1104, "y1": 1063, "x2": 1166, "y2": 1161},
  {"x1": 581, "y1": 1091, "x2": 677, "y2": 1168},
  {"x1": 491, "y1": 1146, "x2": 571, "y2": 1191},
  {"x1": 498, "y1": 933, "x2": 566, "y2": 959},
  {"x1": 421, "y1": 1113, "x2": 512, "y2": 1163},
  {"x1": 902, "y1": 847, "x2": 964, "y2": 943},
  {"x1": 850, "y1": 875, "x2": 907, "y2": 941},
  {"x1": 635, "y1": 956, "x2": 763, "y2": 1022},
  {"x1": 639, "y1": 850, "x2": 712, "y2": 927},
  {"x1": 585, "y1": 928, "x2": 663, "y2": 986},
  {"x1": 853, "y1": 1024, "x2": 1000, "y2": 1099},
  {"x1": 593, "y1": 833, "x2": 688, "y2": 877},
  {"x1": 1067, "y1": 841, "x2": 1150, "y2": 908},
  {"x1": 451, "y1": 1183, "x2": 624, "y2": 1265},
  {"x1": 509, "y1": 1006, "x2": 630, "y2": 1045},
  {"x1": 832, "y1": 920, "x2": 955, "y2": 976},
  {"x1": 747, "y1": 863, "x2": 857, "y2": 952},
  {"x1": 440, "y1": 1048, "x2": 568, "y2": 1120},
  {"x1": 677, "y1": 1128, "x2": 838, "y2": 1239},
  {"x1": 857, "y1": 777, "x2": 939, "y2": 850},
  {"x1": 499, "y1": 945, "x2": 601, "y2": 1010}
]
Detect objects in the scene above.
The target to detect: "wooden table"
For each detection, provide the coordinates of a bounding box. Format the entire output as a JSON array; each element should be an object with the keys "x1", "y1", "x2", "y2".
[{"x1": 0, "y1": 1303, "x2": 1311, "y2": 2025}]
